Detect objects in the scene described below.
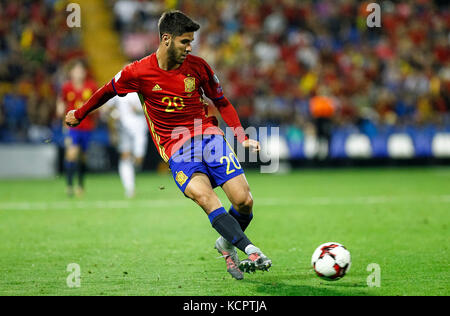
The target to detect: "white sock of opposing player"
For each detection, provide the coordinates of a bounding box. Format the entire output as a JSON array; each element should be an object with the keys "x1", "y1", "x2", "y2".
[{"x1": 119, "y1": 158, "x2": 135, "y2": 198}]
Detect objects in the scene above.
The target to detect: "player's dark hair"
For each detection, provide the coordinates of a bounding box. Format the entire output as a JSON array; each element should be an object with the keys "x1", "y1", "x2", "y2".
[{"x1": 158, "y1": 10, "x2": 200, "y2": 39}]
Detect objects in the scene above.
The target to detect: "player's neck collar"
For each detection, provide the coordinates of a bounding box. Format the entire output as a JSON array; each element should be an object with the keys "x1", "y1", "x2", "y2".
[{"x1": 154, "y1": 51, "x2": 184, "y2": 73}]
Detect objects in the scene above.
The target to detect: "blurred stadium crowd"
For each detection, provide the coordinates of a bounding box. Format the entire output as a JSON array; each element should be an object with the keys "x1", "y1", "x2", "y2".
[
  {"x1": 0, "y1": 0, "x2": 449, "y2": 147},
  {"x1": 0, "y1": 0, "x2": 84, "y2": 143}
]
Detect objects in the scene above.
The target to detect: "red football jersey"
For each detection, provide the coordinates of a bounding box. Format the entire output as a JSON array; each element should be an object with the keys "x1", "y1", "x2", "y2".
[
  {"x1": 62, "y1": 80, "x2": 98, "y2": 131},
  {"x1": 111, "y1": 53, "x2": 226, "y2": 161}
]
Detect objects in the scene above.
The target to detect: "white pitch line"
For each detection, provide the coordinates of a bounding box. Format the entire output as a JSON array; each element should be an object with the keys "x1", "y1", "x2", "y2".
[
  {"x1": 257, "y1": 195, "x2": 450, "y2": 206},
  {"x1": 0, "y1": 199, "x2": 191, "y2": 211},
  {"x1": 0, "y1": 195, "x2": 450, "y2": 211}
]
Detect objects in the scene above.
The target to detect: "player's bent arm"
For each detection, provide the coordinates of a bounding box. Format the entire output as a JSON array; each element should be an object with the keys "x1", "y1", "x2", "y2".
[
  {"x1": 213, "y1": 97, "x2": 260, "y2": 152},
  {"x1": 74, "y1": 81, "x2": 117, "y2": 120},
  {"x1": 213, "y1": 96, "x2": 248, "y2": 143},
  {"x1": 65, "y1": 81, "x2": 117, "y2": 127}
]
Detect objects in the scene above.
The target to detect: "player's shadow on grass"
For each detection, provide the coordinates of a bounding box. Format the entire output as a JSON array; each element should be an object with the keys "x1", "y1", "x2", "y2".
[{"x1": 242, "y1": 275, "x2": 370, "y2": 296}]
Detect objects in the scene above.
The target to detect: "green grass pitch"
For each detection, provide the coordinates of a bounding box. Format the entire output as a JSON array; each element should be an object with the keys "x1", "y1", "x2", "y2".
[{"x1": 0, "y1": 167, "x2": 449, "y2": 296}]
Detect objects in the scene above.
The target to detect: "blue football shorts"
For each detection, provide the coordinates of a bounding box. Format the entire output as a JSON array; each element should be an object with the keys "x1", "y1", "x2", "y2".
[
  {"x1": 169, "y1": 134, "x2": 244, "y2": 193},
  {"x1": 66, "y1": 129, "x2": 92, "y2": 152}
]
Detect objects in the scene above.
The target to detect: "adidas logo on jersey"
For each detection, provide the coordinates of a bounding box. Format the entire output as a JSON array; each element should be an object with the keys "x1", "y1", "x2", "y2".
[{"x1": 152, "y1": 84, "x2": 162, "y2": 91}]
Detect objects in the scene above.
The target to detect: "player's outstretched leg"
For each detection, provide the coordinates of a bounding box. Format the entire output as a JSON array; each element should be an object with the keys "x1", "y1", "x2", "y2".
[
  {"x1": 214, "y1": 204, "x2": 253, "y2": 271},
  {"x1": 184, "y1": 173, "x2": 247, "y2": 280},
  {"x1": 221, "y1": 174, "x2": 272, "y2": 273}
]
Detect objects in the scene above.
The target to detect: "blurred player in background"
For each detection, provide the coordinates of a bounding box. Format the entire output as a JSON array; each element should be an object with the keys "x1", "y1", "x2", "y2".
[
  {"x1": 309, "y1": 86, "x2": 336, "y2": 160},
  {"x1": 65, "y1": 10, "x2": 271, "y2": 280},
  {"x1": 105, "y1": 92, "x2": 148, "y2": 198},
  {"x1": 57, "y1": 60, "x2": 98, "y2": 197}
]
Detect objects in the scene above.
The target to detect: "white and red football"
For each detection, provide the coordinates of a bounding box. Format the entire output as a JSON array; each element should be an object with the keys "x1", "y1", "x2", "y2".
[{"x1": 311, "y1": 242, "x2": 351, "y2": 281}]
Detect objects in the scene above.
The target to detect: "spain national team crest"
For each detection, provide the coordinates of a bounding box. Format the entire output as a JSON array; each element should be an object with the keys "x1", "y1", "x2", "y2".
[
  {"x1": 184, "y1": 77, "x2": 195, "y2": 93},
  {"x1": 175, "y1": 171, "x2": 188, "y2": 186}
]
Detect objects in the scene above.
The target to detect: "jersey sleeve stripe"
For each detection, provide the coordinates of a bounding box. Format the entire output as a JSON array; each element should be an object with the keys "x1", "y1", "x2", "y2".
[
  {"x1": 212, "y1": 96, "x2": 224, "y2": 101},
  {"x1": 111, "y1": 79, "x2": 118, "y2": 95}
]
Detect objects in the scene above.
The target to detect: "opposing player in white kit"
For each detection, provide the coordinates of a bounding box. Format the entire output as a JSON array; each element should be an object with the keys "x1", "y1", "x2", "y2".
[{"x1": 106, "y1": 92, "x2": 148, "y2": 198}]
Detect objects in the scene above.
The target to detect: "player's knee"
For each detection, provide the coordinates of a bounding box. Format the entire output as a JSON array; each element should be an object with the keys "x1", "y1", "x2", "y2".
[
  {"x1": 235, "y1": 193, "x2": 253, "y2": 214},
  {"x1": 197, "y1": 194, "x2": 215, "y2": 208}
]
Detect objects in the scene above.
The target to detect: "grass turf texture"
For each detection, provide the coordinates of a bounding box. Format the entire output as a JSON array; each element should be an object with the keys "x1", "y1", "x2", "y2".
[{"x1": 0, "y1": 167, "x2": 449, "y2": 296}]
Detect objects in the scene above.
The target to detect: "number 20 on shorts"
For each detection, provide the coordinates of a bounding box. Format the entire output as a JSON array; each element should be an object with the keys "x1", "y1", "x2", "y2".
[{"x1": 220, "y1": 153, "x2": 242, "y2": 175}]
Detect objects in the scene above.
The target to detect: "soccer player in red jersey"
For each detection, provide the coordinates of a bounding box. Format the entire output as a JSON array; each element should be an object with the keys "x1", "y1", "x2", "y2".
[
  {"x1": 57, "y1": 60, "x2": 98, "y2": 197},
  {"x1": 65, "y1": 11, "x2": 271, "y2": 279}
]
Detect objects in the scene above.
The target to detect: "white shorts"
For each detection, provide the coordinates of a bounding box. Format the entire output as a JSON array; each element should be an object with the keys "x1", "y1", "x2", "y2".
[{"x1": 118, "y1": 127, "x2": 148, "y2": 158}]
